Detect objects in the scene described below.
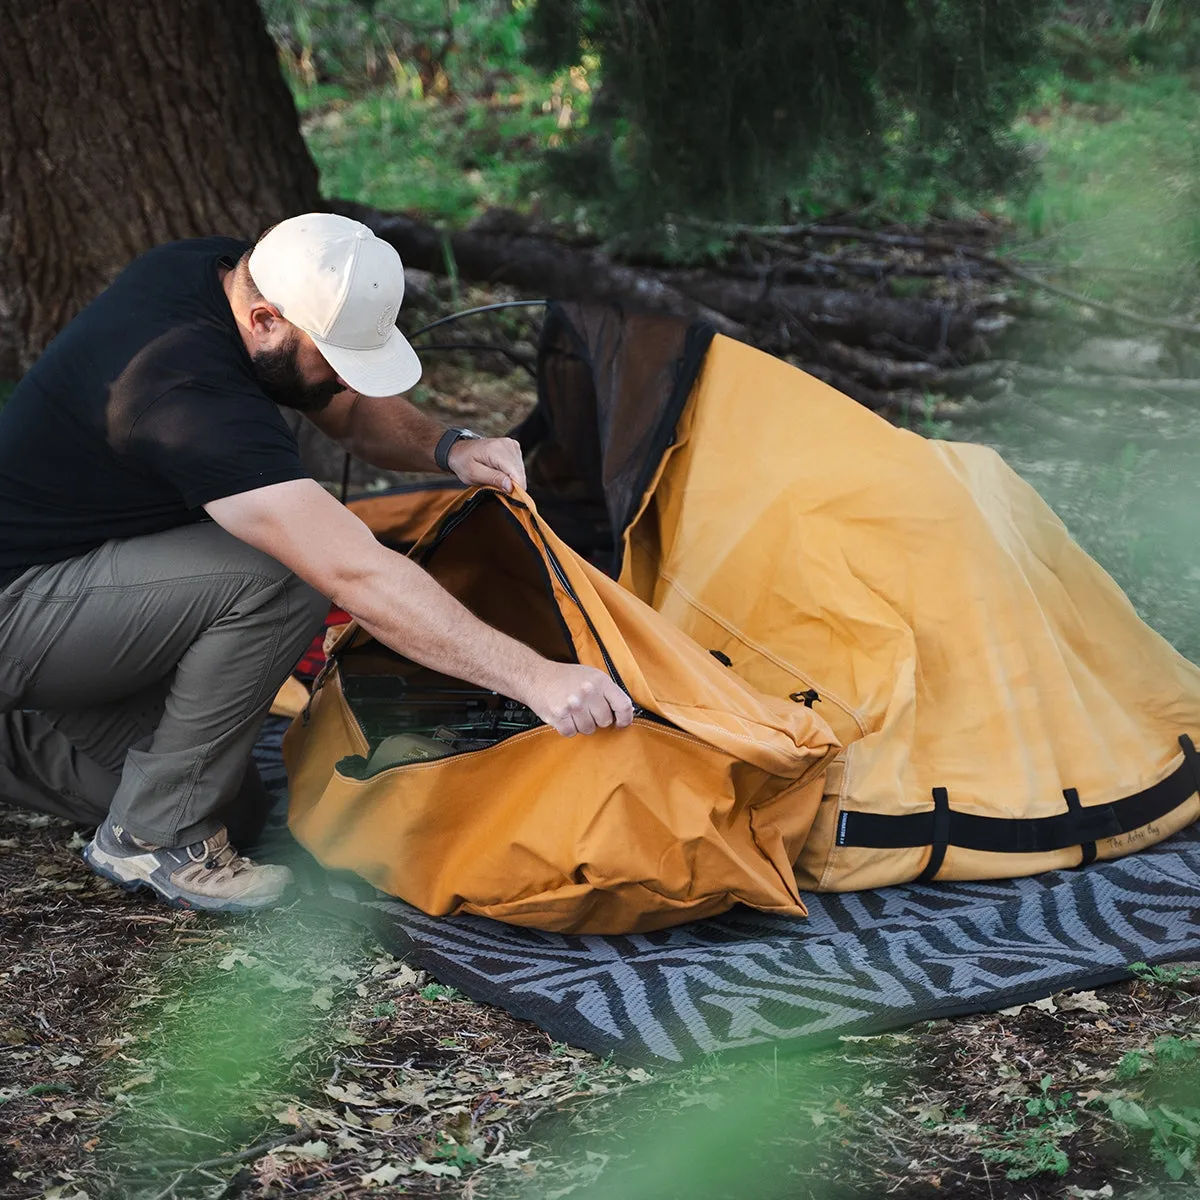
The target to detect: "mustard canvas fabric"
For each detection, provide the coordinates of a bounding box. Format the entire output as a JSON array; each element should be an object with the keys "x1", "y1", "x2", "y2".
[
  {"x1": 285, "y1": 486, "x2": 837, "y2": 933},
  {"x1": 619, "y1": 335, "x2": 1200, "y2": 890}
]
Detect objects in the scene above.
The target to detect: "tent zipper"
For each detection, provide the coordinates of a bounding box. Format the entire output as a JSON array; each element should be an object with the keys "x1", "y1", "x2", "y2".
[
  {"x1": 431, "y1": 491, "x2": 643, "y2": 715},
  {"x1": 532, "y1": 526, "x2": 646, "y2": 718}
]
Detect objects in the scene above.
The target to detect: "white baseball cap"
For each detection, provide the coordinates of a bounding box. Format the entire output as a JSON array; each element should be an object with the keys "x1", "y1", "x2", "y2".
[{"x1": 247, "y1": 213, "x2": 422, "y2": 397}]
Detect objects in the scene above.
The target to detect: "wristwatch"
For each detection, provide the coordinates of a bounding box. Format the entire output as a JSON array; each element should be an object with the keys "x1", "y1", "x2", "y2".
[{"x1": 434, "y1": 427, "x2": 481, "y2": 473}]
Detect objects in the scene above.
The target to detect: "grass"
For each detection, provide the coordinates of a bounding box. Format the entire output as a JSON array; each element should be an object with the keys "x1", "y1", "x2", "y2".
[
  {"x1": 1003, "y1": 66, "x2": 1200, "y2": 301},
  {"x1": 300, "y1": 80, "x2": 587, "y2": 224}
]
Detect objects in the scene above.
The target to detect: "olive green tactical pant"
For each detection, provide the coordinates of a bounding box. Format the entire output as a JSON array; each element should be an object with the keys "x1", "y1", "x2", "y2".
[{"x1": 0, "y1": 522, "x2": 327, "y2": 847}]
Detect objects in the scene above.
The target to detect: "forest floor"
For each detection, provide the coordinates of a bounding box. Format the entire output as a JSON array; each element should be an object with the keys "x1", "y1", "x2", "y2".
[{"x1": 3, "y1": 796, "x2": 1200, "y2": 1200}]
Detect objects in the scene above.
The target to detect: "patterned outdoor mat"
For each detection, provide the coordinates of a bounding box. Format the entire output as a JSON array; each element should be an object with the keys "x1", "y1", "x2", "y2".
[{"x1": 254, "y1": 718, "x2": 1200, "y2": 1065}]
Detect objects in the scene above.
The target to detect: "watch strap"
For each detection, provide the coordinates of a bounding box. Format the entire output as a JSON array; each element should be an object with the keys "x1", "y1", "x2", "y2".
[{"x1": 434, "y1": 427, "x2": 478, "y2": 472}]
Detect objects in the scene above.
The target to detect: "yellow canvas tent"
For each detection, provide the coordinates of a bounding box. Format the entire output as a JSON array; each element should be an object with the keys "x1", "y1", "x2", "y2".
[
  {"x1": 530, "y1": 304, "x2": 1200, "y2": 891},
  {"x1": 284, "y1": 302, "x2": 1200, "y2": 929}
]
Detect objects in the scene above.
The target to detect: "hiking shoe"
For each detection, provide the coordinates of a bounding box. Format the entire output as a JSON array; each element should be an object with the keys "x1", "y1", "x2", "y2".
[{"x1": 82, "y1": 819, "x2": 292, "y2": 913}]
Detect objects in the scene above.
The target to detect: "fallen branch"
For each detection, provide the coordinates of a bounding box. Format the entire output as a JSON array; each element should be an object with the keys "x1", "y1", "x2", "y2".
[
  {"x1": 790, "y1": 225, "x2": 1200, "y2": 339},
  {"x1": 144, "y1": 1124, "x2": 315, "y2": 1199},
  {"x1": 998, "y1": 264, "x2": 1200, "y2": 338},
  {"x1": 693, "y1": 217, "x2": 1200, "y2": 339},
  {"x1": 998, "y1": 362, "x2": 1200, "y2": 397},
  {"x1": 329, "y1": 199, "x2": 1006, "y2": 358},
  {"x1": 664, "y1": 272, "x2": 985, "y2": 353},
  {"x1": 823, "y1": 343, "x2": 1200, "y2": 399},
  {"x1": 328, "y1": 200, "x2": 746, "y2": 339}
]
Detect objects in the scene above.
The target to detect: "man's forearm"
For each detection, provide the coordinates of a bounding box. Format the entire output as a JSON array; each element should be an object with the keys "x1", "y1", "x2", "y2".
[
  {"x1": 332, "y1": 393, "x2": 448, "y2": 472},
  {"x1": 335, "y1": 546, "x2": 545, "y2": 701}
]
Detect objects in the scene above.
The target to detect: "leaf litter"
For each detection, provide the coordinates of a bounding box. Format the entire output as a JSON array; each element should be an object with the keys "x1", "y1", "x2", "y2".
[{"x1": 5, "y1": 800, "x2": 1200, "y2": 1199}]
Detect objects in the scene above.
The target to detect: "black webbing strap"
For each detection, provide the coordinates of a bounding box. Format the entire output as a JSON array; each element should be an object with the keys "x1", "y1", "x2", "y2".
[
  {"x1": 1063, "y1": 787, "x2": 1096, "y2": 867},
  {"x1": 916, "y1": 787, "x2": 951, "y2": 883},
  {"x1": 836, "y1": 735, "x2": 1200, "y2": 856},
  {"x1": 1181, "y1": 734, "x2": 1200, "y2": 796}
]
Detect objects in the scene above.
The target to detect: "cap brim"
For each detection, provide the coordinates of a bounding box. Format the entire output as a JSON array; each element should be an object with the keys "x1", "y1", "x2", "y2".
[{"x1": 313, "y1": 327, "x2": 423, "y2": 397}]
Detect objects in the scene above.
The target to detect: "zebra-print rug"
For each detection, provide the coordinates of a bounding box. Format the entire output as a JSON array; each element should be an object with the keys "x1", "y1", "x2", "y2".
[{"x1": 255, "y1": 718, "x2": 1200, "y2": 1065}]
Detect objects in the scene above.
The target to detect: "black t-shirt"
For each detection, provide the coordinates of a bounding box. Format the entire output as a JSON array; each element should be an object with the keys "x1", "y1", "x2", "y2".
[{"x1": 0, "y1": 237, "x2": 308, "y2": 581}]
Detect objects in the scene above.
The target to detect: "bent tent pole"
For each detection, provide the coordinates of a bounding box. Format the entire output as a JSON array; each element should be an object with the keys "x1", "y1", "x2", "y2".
[{"x1": 338, "y1": 300, "x2": 550, "y2": 504}]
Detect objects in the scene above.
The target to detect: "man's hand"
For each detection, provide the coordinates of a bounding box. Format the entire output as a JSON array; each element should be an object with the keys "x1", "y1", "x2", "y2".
[
  {"x1": 447, "y1": 436, "x2": 527, "y2": 493},
  {"x1": 523, "y1": 662, "x2": 636, "y2": 736}
]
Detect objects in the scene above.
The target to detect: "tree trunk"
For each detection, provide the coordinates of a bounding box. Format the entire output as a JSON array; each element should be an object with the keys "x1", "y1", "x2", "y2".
[{"x1": 0, "y1": 0, "x2": 321, "y2": 378}]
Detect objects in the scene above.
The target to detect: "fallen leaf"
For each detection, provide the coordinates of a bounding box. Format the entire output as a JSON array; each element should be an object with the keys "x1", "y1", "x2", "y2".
[
  {"x1": 489, "y1": 1148, "x2": 532, "y2": 1169},
  {"x1": 310, "y1": 986, "x2": 334, "y2": 1012},
  {"x1": 265, "y1": 971, "x2": 307, "y2": 993},
  {"x1": 378, "y1": 1082, "x2": 430, "y2": 1108},
  {"x1": 1059, "y1": 991, "x2": 1109, "y2": 1015},
  {"x1": 999, "y1": 996, "x2": 1057, "y2": 1016},
  {"x1": 386, "y1": 965, "x2": 422, "y2": 989},
  {"x1": 217, "y1": 949, "x2": 258, "y2": 971},
  {"x1": 274, "y1": 1140, "x2": 329, "y2": 1161},
  {"x1": 411, "y1": 1159, "x2": 461, "y2": 1178},
  {"x1": 361, "y1": 1163, "x2": 410, "y2": 1186},
  {"x1": 108, "y1": 1070, "x2": 156, "y2": 1096},
  {"x1": 324, "y1": 1083, "x2": 378, "y2": 1107}
]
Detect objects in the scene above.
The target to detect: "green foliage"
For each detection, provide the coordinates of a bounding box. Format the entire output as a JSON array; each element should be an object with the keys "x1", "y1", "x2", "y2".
[
  {"x1": 265, "y1": 0, "x2": 1200, "y2": 255},
  {"x1": 1045, "y1": 0, "x2": 1200, "y2": 77},
  {"x1": 95, "y1": 915, "x2": 369, "y2": 1184},
  {"x1": 263, "y1": 0, "x2": 590, "y2": 225},
  {"x1": 1130, "y1": 961, "x2": 1200, "y2": 990},
  {"x1": 982, "y1": 1075, "x2": 1078, "y2": 1180},
  {"x1": 1106, "y1": 1036, "x2": 1200, "y2": 1181},
  {"x1": 1003, "y1": 67, "x2": 1200, "y2": 302},
  {"x1": 527, "y1": 0, "x2": 1055, "y2": 225},
  {"x1": 983, "y1": 1134, "x2": 1072, "y2": 1179},
  {"x1": 303, "y1": 87, "x2": 570, "y2": 222},
  {"x1": 262, "y1": 0, "x2": 529, "y2": 96},
  {"x1": 419, "y1": 981, "x2": 462, "y2": 1001}
]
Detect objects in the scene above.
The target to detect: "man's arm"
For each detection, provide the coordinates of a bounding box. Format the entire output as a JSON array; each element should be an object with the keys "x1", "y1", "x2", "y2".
[
  {"x1": 204, "y1": 479, "x2": 632, "y2": 737},
  {"x1": 308, "y1": 390, "x2": 527, "y2": 493}
]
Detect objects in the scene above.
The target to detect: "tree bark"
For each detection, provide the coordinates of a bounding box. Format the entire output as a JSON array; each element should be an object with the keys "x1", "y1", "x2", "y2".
[{"x1": 0, "y1": 0, "x2": 322, "y2": 377}]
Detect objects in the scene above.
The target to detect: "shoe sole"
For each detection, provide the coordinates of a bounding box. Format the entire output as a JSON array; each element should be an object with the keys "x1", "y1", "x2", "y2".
[{"x1": 82, "y1": 842, "x2": 283, "y2": 915}]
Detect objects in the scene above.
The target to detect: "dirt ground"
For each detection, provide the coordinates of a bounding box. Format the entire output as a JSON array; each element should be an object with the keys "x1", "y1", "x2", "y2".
[{"x1": 3, "y1": 799, "x2": 1199, "y2": 1200}]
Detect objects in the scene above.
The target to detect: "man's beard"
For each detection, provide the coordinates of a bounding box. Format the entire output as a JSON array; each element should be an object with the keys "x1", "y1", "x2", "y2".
[{"x1": 251, "y1": 336, "x2": 342, "y2": 413}]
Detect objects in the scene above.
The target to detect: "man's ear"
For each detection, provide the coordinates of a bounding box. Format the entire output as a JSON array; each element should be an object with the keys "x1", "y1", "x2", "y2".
[{"x1": 247, "y1": 301, "x2": 285, "y2": 344}]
